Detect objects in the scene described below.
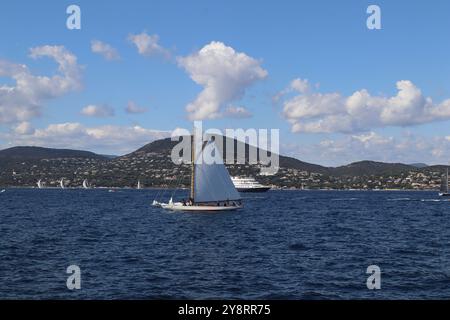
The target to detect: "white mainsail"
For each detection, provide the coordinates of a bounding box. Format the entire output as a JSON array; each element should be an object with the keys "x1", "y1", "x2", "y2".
[
  {"x1": 37, "y1": 179, "x2": 43, "y2": 189},
  {"x1": 193, "y1": 140, "x2": 241, "y2": 203},
  {"x1": 60, "y1": 178, "x2": 65, "y2": 189},
  {"x1": 83, "y1": 179, "x2": 88, "y2": 189},
  {"x1": 137, "y1": 180, "x2": 141, "y2": 189}
]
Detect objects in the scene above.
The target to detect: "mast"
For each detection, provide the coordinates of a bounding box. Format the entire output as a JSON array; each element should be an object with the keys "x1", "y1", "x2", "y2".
[{"x1": 190, "y1": 132, "x2": 195, "y2": 201}]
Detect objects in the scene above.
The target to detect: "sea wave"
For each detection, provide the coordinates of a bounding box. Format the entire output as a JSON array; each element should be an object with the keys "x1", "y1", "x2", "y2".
[{"x1": 387, "y1": 197, "x2": 411, "y2": 201}]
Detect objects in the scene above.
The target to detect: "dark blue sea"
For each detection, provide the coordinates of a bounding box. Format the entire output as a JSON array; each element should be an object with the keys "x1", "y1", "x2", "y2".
[{"x1": 0, "y1": 189, "x2": 449, "y2": 299}]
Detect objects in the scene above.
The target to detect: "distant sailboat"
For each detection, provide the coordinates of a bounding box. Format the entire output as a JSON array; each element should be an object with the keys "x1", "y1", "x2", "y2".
[
  {"x1": 439, "y1": 167, "x2": 449, "y2": 197},
  {"x1": 137, "y1": 180, "x2": 141, "y2": 189},
  {"x1": 158, "y1": 134, "x2": 242, "y2": 212},
  {"x1": 37, "y1": 179, "x2": 43, "y2": 189},
  {"x1": 0, "y1": 189, "x2": 5, "y2": 193},
  {"x1": 82, "y1": 179, "x2": 89, "y2": 189},
  {"x1": 60, "y1": 178, "x2": 65, "y2": 189}
]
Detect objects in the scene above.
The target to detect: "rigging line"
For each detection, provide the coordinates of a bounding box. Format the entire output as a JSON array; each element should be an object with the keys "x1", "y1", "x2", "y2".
[
  {"x1": 154, "y1": 176, "x2": 167, "y2": 201},
  {"x1": 159, "y1": 182, "x2": 169, "y2": 201},
  {"x1": 170, "y1": 170, "x2": 185, "y2": 199},
  {"x1": 154, "y1": 187, "x2": 166, "y2": 203},
  {"x1": 164, "y1": 164, "x2": 186, "y2": 201},
  {"x1": 153, "y1": 177, "x2": 163, "y2": 200},
  {"x1": 154, "y1": 187, "x2": 161, "y2": 200},
  {"x1": 159, "y1": 166, "x2": 180, "y2": 201}
]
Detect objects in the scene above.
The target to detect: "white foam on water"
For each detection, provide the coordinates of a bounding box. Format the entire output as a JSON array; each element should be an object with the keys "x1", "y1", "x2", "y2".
[{"x1": 387, "y1": 198, "x2": 411, "y2": 201}]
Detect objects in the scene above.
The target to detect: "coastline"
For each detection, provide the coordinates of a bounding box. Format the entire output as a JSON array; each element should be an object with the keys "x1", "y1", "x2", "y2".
[{"x1": 0, "y1": 186, "x2": 440, "y2": 192}]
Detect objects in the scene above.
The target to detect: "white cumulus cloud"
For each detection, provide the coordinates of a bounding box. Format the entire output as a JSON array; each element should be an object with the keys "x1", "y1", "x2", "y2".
[
  {"x1": 1, "y1": 122, "x2": 171, "y2": 155},
  {"x1": 0, "y1": 45, "x2": 82, "y2": 124},
  {"x1": 14, "y1": 121, "x2": 35, "y2": 135},
  {"x1": 125, "y1": 101, "x2": 148, "y2": 114},
  {"x1": 128, "y1": 32, "x2": 170, "y2": 58},
  {"x1": 223, "y1": 106, "x2": 252, "y2": 118},
  {"x1": 91, "y1": 40, "x2": 120, "y2": 61},
  {"x1": 283, "y1": 131, "x2": 450, "y2": 167},
  {"x1": 81, "y1": 104, "x2": 115, "y2": 117},
  {"x1": 177, "y1": 41, "x2": 268, "y2": 120},
  {"x1": 279, "y1": 79, "x2": 450, "y2": 133}
]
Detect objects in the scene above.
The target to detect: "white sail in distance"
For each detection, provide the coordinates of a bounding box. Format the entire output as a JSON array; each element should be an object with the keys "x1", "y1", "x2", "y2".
[
  {"x1": 83, "y1": 179, "x2": 88, "y2": 189},
  {"x1": 60, "y1": 178, "x2": 65, "y2": 189},
  {"x1": 441, "y1": 168, "x2": 449, "y2": 193},
  {"x1": 37, "y1": 179, "x2": 43, "y2": 189}
]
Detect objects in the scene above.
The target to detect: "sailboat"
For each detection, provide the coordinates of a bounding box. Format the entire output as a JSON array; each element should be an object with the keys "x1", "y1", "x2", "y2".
[
  {"x1": 439, "y1": 167, "x2": 449, "y2": 197},
  {"x1": 60, "y1": 178, "x2": 65, "y2": 189},
  {"x1": 137, "y1": 180, "x2": 141, "y2": 189},
  {"x1": 37, "y1": 179, "x2": 43, "y2": 189},
  {"x1": 158, "y1": 136, "x2": 242, "y2": 212},
  {"x1": 82, "y1": 179, "x2": 89, "y2": 189}
]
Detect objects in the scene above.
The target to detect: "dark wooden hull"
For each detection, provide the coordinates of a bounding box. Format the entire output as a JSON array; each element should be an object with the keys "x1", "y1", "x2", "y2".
[{"x1": 439, "y1": 192, "x2": 450, "y2": 197}]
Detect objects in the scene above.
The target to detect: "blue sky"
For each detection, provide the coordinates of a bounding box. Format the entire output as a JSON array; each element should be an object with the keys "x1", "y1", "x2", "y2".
[{"x1": 1, "y1": 0, "x2": 449, "y2": 166}]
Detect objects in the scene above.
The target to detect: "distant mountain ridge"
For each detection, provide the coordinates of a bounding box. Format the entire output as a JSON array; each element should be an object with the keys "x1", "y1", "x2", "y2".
[
  {"x1": 131, "y1": 136, "x2": 328, "y2": 173},
  {"x1": 329, "y1": 160, "x2": 415, "y2": 176},
  {"x1": 0, "y1": 140, "x2": 442, "y2": 177},
  {"x1": 0, "y1": 138, "x2": 448, "y2": 189},
  {"x1": 132, "y1": 138, "x2": 428, "y2": 176},
  {"x1": 0, "y1": 146, "x2": 107, "y2": 160},
  {"x1": 408, "y1": 163, "x2": 428, "y2": 168}
]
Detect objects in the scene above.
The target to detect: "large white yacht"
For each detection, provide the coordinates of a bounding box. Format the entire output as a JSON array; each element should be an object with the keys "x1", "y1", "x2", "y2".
[{"x1": 231, "y1": 176, "x2": 271, "y2": 192}]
